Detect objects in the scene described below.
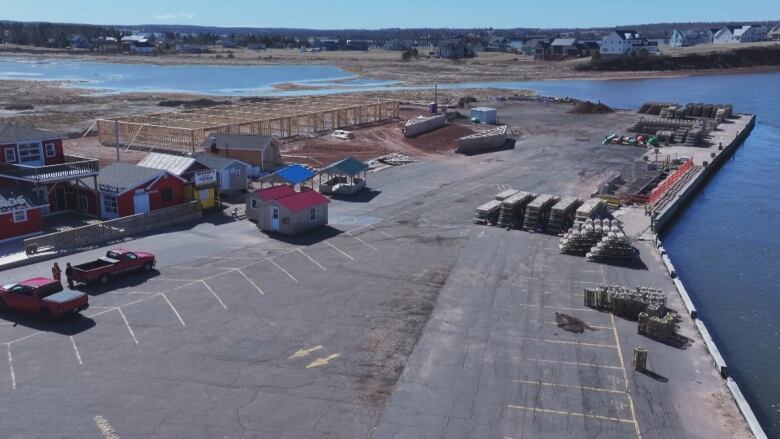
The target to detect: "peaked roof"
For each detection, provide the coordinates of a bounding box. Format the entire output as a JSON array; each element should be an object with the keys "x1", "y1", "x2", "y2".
[
  {"x1": 137, "y1": 153, "x2": 197, "y2": 176},
  {"x1": 253, "y1": 186, "x2": 329, "y2": 213},
  {"x1": 551, "y1": 38, "x2": 577, "y2": 46},
  {"x1": 770, "y1": 24, "x2": 780, "y2": 34},
  {"x1": 612, "y1": 29, "x2": 639, "y2": 40},
  {"x1": 204, "y1": 133, "x2": 278, "y2": 151},
  {"x1": 0, "y1": 123, "x2": 63, "y2": 144},
  {"x1": 272, "y1": 164, "x2": 316, "y2": 185},
  {"x1": 193, "y1": 152, "x2": 249, "y2": 170},
  {"x1": 92, "y1": 163, "x2": 167, "y2": 193},
  {"x1": 254, "y1": 185, "x2": 296, "y2": 201},
  {"x1": 320, "y1": 157, "x2": 367, "y2": 176}
]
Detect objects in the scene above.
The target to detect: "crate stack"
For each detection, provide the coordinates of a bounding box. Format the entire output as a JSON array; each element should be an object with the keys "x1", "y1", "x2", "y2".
[
  {"x1": 497, "y1": 192, "x2": 536, "y2": 229},
  {"x1": 547, "y1": 197, "x2": 583, "y2": 234},
  {"x1": 494, "y1": 188, "x2": 520, "y2": 202},
  {"x1": 522, "y1": 194, "x2": 560, "y2": 231},
  {"x1": 559, "y1": 218, "x2": 620, "y2": 255},
  {"x1": 638, "y1": 312, "x2": 677, "y2": 341},
  {"x1": 575, "y1": 198, "x2": 608, "y2": 222},
  {"x1": 586, "y1": 228, "x2": 638, "y2": 263},
  {"x1": 638, "y1": 102, "x2": 678, "y2": 115},
  {"x1": 473, "y1": 200, "x2": 502, "y2": 225},
  {"x1": 584, "y1": 284, "x2": 666, "y2": 321}
]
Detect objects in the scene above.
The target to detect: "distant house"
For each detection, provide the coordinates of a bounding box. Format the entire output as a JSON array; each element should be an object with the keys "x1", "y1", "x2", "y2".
[
  {"x1": 485, "y1": 36, "x2": 511, "y2": 53},
  {"x1": 247, "y1": 43, "x2": 267, "y2": 50},
  {"x1": 577, "y1": 41, "x2": 601, "y2": 57},
  {"x1": 175, "y1": 43, "x2": 206, "y2": 53},
  {"x1": 202, "y1": 133, "x2": 283, "y2": 173},
  {"x1": 130, "y1": 41, "x2": 156, "y2": 54},
  {"x1": 550, "y1": 38, "x2": 580, "y2": 58},
  {"x1": 69, "y1": 35, "x2": 92, "y2": 50},
  {"x1": 534, "y1": 41, "x2": 552, "y2": 60},
  {"x1": 79, "y1": 163, "x2": 186, "y2": 219},
  {"x1": 94, "y1": 36, "x2": 119, "y2": 52},
  {"x1": 713, "y1": 25, "x2": 768, "y2": 44},
  {"x1": 436, "y1": 39, "x2": 475, "y2": 59},
  {"x1": 246, "y1": 185, "x2": 330, "y2": 236},
  {"x1": 521, "y1": 37, "x2": 552, "y2": 56},
  {"x1": 770, "y1": 24, "x2": 780, "y2": 41},
  {"x1": 670, "y1": 29, "x2": 711, "y2": 48},
  {"x1": 600, "y1": 30, "x2": 656, "y2": 56},
  {"x1": 137, "y1": 153, "x2": 219, "y2": 209}
]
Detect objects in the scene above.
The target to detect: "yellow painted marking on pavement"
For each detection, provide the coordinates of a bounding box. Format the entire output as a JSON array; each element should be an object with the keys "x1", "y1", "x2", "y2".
[
  {"x1": 201, "y1": 280, "x2": 227, "y2": 309},
  {"x1": 507, "y1": 404, "x2": 634, "y2": 423},
  {"x1": 527, "y1": 358, "x2": 623, "y2": 370},
  {"x1": 298, "y1": 248, "x2": 326, "y2": 271},
  {"x1": 325, "y1": 241, "x2": 354, "y2": 261},
  {"x1": 116, "y1": 307, "x2": 139, "y2": 345},
  {"x1": 70, "y1": 336, "x2": 83, "y2": 365},
  {"x1": 289, "y1": 345, "x2": 324, "y2": 359},
  {"x1": 305, "y1": 353, "x2": 341, "y2": 368},
  {"x1": 513, "y1": 379, "x2": 627, "y2": 395},
  {"x1": 6, "y1": 344, "x2": 16, "y2": 390},
  {"x1": 237, "y1": 269, "x2": 265, "y2": 295},
  {"x1": 161, "y1": 293, "x2": 186, "y2": 326},
  {"x1": 94, "y1": 415, "x2": 120, "y2": 439},
  {"x1": 268, "y1": 259, "x2": 298, "y2": 283}
]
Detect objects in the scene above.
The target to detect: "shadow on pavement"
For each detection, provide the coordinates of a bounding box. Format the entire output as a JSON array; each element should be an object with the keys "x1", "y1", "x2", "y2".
[
  {"x1": 329, "y1": 189, "x2": 382, "y2": 203},
  {"x1": 0, "y1": 310, "x2": 95, "y2": 335},
  {"x1": 76, "y1": 269, "x2": 161, "y2": 296},
  {"x1": 261, "y1": 226, "x2": 345, "y2": 246}
]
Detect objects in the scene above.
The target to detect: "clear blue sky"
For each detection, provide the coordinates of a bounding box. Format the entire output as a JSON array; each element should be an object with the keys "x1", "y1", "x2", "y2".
[{"x1": 2, "y1": 0, "x2": 779, "y2": 29}]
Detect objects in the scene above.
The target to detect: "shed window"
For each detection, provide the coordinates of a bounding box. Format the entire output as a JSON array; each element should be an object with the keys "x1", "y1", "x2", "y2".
[
  {"x1": 250, "y1": 199, "x2": 259, "y2": 209},
  {"x1": 4, "y1": 148, "x2": 16, "y2": 162},
  {"x1": 13, "y1": 209, "x2": 27, "y2": 223},
  {"x1": 161, "y1": 187, "x2": 173, "y2": 202},
  {"x1": 103, "y1": 195, "x2": 118, "y2": 214},
  {"x1": 45, "y1": 143, "x2": 57, "y2": 158},
  {"x1": 309, "y1": 207, "x2": 317, "y2": 222}
]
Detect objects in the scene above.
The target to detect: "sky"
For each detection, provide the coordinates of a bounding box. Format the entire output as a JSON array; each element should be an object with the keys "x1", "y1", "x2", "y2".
[{"x1": 1, "y1": 0, "x2": 779, "y2": 29}]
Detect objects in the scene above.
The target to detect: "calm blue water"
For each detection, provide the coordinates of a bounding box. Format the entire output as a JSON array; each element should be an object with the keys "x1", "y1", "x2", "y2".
[{"x1": 2, "y1": 57, "x2": 779, "y2": 435}]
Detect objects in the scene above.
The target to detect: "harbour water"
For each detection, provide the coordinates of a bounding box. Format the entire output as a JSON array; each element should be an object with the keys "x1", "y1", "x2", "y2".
[{"x1": 1, "y1": 56, "x2": 778, "y2": 435}]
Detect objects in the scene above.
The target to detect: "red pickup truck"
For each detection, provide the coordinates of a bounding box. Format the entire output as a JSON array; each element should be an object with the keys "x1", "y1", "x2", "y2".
[
  {"x1": 0, "y1": 278, "x2": 89, "y2": 320},
  {"x1": 71, "y1": 249, "x2": 156, "y2": 285}
]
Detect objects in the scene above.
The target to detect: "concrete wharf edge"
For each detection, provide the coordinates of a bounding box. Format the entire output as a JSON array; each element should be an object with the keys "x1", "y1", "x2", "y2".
[{"x1": 648, "y1": 114, "x2": 766, "y2": 439}]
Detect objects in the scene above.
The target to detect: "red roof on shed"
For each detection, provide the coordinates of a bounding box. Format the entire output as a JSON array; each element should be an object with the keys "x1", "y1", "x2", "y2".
[
  {"x1": 276, "y1": 190, "x2": 330, "y2": 213},
  {"x1": 255, "y1": 185, "x2": 296, "y2": 201}
]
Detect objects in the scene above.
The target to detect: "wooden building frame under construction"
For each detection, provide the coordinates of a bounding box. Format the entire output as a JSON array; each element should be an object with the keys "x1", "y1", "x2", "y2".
[{"x1": 97, "y1": 96, "x2": 400, "y2": 155}]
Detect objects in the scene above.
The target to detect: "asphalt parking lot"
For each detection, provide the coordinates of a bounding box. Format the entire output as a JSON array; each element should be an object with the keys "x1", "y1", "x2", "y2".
[{"x1": 0, "y1": 103, "x2": 748, "y2": 438}]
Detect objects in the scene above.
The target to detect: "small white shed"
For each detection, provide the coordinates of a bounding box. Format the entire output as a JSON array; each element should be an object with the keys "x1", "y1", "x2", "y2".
[{"x1": 470, "y1": 107, "x2": 498, "y2": 124}]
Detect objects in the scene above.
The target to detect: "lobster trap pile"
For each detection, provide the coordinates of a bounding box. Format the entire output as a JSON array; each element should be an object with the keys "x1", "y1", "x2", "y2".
[
  {"x1": 584, "y1": 284, "x2": 676, "y2": 341},
  {"x1": 558, "y1": 218, "x2": 622, "y2": 256},
  {"x1": 585, "y1": 227, "x2": 638, "y2": 263}
]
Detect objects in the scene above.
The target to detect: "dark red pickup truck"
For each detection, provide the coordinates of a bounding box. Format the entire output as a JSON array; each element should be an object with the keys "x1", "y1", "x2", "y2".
[
  {"x1": 71, "y1": 249, "x2": 156, "y2": 285},
  {"x1": 0, "y1": 278, "x2": 89, "y2": 319}
]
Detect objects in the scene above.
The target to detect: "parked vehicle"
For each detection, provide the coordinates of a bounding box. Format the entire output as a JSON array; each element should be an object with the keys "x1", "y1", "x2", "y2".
[
  {"x1": 71, "y1": 249, "x2": 156, "y2": 285},
  {"x1": 0, "y1": 278, "x2": 89, "y2": 319}
]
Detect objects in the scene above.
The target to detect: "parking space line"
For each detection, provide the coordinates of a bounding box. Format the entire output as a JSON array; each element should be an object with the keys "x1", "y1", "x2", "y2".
[
  {"x1": 527, "y1": 358, "x2": 623, "y2": 370},
  {"x1": 544, "y1": 321, "x2": 612, "y2": 330},
  {"x1": 161, "y1": 294, "x2": 186, "y2": 326},
  {"x1": 116, "y1": 308, "x2": 139, "y2": 344},
  {"x1": 201, "y1": 280, "x2": 228, "y2": 309},
  {"x1": 517, "y1": 303, "x2": 596, "y2": 313},
  {"x1": 268, "y1": 259, "x2": 298, "y2": 283},
  {"x1": 237, "y1": 269, "x2": 265, "y2": 295},
  {"x1": 6, "y1": 344, "x2": 15, "y2": 390},
  {"x1": 516, "y1": 337, "x2": 617, "y2": 349},
  {"x1": 104, "y1": 291, "x2": 157, "y2": 295},
  {"x1": 325, "y1": 241, "x2": 354, "y2": 261},
  {"x1": 298, "y1": 248, "x2": 326, "y2": 271},
  {"x1": 93, "y1": 415, "x2": 119, "y2": 439},
  {"x1": 6, "y1": 331, "x2": 44, "y2": 345},
  {"x1": 350, "y1": 235, "x2": 378, "y2": 251},
  {"x1": 513, "y1": 379, "x2": 627, "y2": 395},
  {"x1": 369, "y1": 225, "x2": 394, "y2": 239},
  {"x1": 507, "y1": 405, "x2": 634, "y2": 424},
  {"x1": 70, "y1": 336, "x2": 83, "y2": 365}
]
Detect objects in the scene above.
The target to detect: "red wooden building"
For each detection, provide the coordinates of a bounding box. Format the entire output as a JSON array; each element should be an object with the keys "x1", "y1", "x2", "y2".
[
  {"x1": 0, "y1": 187, "x2": 49, "y2": 242},
  {"x1": 0, "y1": 123, "x2": 100, "y2": 240},
  {"x1": 78, "y1": 163, "x2": 187, "y2": 219}
]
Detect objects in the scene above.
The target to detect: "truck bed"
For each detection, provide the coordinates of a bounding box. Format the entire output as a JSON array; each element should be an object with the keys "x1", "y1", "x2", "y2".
[{"x1": 73, "y1": 257, "x2": 118, "y2": 272}]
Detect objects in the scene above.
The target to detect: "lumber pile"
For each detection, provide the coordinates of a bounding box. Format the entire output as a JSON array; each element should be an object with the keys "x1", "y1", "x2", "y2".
[
  {"x1": 575, "y1": 198, "x2": 608, "y2": 222},
  {"x1": 494, "y1": 188, "x2": 520, "y2": 201},
  {"x1": 547, "y1": 197, "x2": 583, "y2": 234},
  {"x1": 522, "y1": 194, "x2": 560, "y2": 231},
  {"x1": 497, "y1": 191, "x2": 536, "y2": 228},
  {"x1": 473, "y1": 200, "x2": 502, "y2": 225}
]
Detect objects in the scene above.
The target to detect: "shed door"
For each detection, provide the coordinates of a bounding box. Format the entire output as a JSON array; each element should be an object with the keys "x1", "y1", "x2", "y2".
[
  {"x1": 133, "y1": 192, "x2": 150, "y2": 214},
  {"x1": 221, "y1": 170, "x2": 231, "y2": 191},
  {"x1": 270, "y1": 206, "x2": 280, "y2": 231}
]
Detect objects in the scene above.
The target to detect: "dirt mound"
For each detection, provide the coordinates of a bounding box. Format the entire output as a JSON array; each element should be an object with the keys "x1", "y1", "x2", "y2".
[
  {"x1": 158, "y1": 98, "x2": 230, "y2": 108},
  {"x1": 555, "y1": 313, "x2": 596, "y2": 333},
  {"x1": 569, "y1": 101, "x2": 614, "y2": 114},
  {"x1": 403, "y1": 124, "x2": 475, "y2": 152}
]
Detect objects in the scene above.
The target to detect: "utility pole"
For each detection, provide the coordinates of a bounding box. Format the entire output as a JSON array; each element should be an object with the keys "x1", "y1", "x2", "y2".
[{"x1": 114, "y1": 121, "x2": 121, "y2": 162}]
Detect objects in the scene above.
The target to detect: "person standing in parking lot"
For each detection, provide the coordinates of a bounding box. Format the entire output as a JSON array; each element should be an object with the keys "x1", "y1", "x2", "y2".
[
  {"x1": 52, "y1": 263, "x2": 62, "y2": 283},
  {"x1": 65, "y1": 263, "x2": 75, "y2": 289}
]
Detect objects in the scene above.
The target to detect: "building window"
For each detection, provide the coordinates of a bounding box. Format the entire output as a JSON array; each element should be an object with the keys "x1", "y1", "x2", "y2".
[
  {"x1": 13, "y1": 209, "x2": 27, "y2": 223},
  {"x1": 45, "y1": 143, "x2": 57, "y2": 158},
  {"x1": 161, "y1": 187, "x2": 173, "y2": 203},
  {"x1": 17, "y1": 142, "x2": 42, "y2": 164},
  {"x1": 4, "y1": 148, "x2": 16, "y2": 162},
  {"x1": 250, "y1": 199, "x2": 258, "y2": 209},
  {"x1": 309, "y1": 207, "x2": 317, "y2": 222},
  {"x1": 103, "y1": 194, "x2": 118, "y2": 214}
]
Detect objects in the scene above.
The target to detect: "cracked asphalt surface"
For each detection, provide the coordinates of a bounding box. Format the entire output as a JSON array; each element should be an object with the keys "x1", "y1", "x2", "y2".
[{"x1": 0, "y1": 102, "x2": 748, "y2": 438}]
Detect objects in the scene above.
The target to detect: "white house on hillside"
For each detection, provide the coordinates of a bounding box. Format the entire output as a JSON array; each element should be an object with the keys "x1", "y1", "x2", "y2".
[
  {"x1": 713, "y1": 25, "x2": 768, "y2": 44},
  {"x1": 600, "y1": 30, "x2": 657, "y2": 56},
  {"x1": 670, "y1": 29, "x2": 711, "y2": 47}
]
